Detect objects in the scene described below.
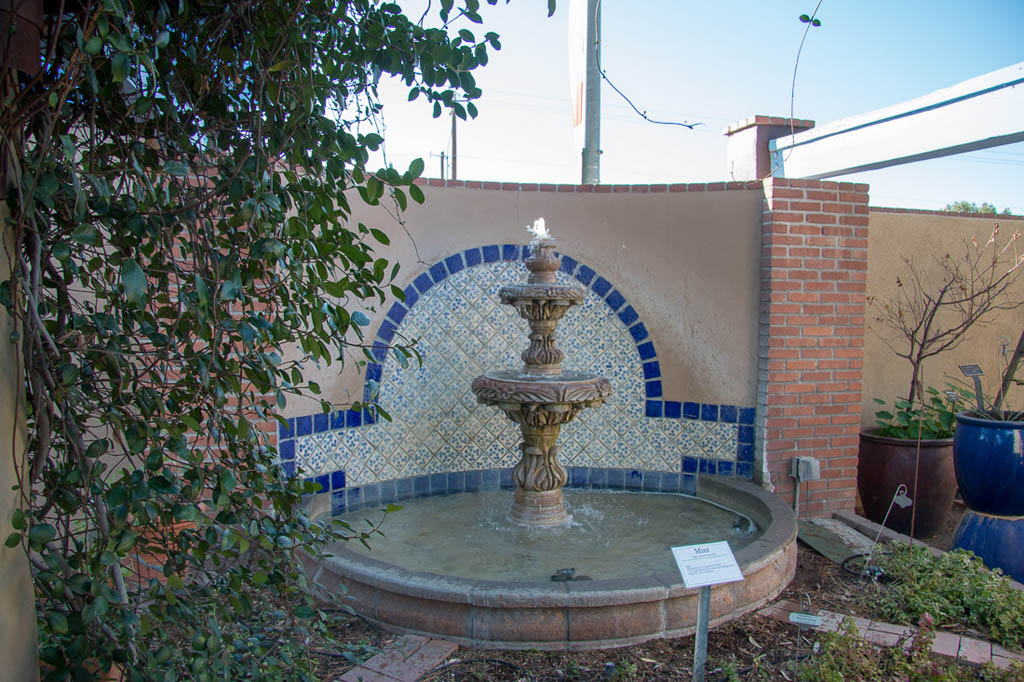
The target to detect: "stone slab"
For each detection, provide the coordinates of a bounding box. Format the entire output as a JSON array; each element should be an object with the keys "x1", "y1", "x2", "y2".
[{"x1": 797, "y1": 518, "x2": 873, "y2": 564}]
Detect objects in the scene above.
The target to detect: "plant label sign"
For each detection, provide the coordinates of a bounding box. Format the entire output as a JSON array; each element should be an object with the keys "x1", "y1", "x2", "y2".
[
  {"x1": 788, "y1": 611, "x2": 823, "y2": 628},
  {"x1": 671, "y1": 541, "x2": 743, "y2": 589},
  {"x1": 959, "y1": 364, "x2": 984, "y2": 377}
]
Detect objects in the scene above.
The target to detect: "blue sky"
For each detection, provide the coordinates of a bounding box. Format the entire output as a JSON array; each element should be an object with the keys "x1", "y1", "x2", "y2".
[{"x1": 372, "y1": 1, "x2": 1024, "y2": 213}]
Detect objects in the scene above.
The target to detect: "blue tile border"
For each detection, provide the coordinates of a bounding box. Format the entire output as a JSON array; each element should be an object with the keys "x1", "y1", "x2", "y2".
[
  {"x1": 277, "y1": 244, "x2": 760, "y2": 485},
  {"x1": 316, "y1": 466, "x2": 729, "y2": 515}
]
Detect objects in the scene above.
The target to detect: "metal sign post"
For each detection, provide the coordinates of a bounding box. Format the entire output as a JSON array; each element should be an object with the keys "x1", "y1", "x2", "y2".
[
  {"x1": 672, "y1": 542, "x2": 744, "y2": 682},
  {"x1": 960, "y1": 364, "x2": 985, "y2": 412}
]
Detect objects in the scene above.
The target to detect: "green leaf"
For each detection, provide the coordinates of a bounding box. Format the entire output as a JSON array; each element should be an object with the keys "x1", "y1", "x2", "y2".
[
  {"x1": 294, "y1": 605, "x2": 316, "y2": 619},
  {"x1": 167, "y1": 574, "x2": 184, "y2": 590},
  {"x1": 370, "y1": 228, "x2": 390, "y2": 245},
  {"x1": 407, "y1": 157, "x2": 425, "y2": 181},
  {"x1": 111, "y1": 54, "x2": 131, "y2": 83},
  {"x1": 163, "y1": 160, "x2": 188, "y2": 176},
  {"x1": 409, "y1": 183, "x2": 425, "y2": 204},
  {"x1": 121, "y1": 259, "x2": 148, "y2": 307},
  {"x1": 548, "y1": 0, "x2": 557, "y2": 17},
  {"x1": 115, "y1": 530, "x2": 139, "y2": 554},
  {"x1": 268, "y1": 60, "x2": 295, "y2": 72},
  {"x1": 11, "y1": 508, "x2": 24, "y2": 530},
  {"x1": 352, "y1": 311, "x2": 370, "y2": 327},
  {"x1": 4, "y1": 532, "x2": 20, "y2": 548},
  {"x1": 29, "y1": 523, "x2": 56, "y2": 546},
  {"x1": 220, "y1": 470, "x2": 237, "y2": 492},
  {"x1": 47, "y1": 611, "x2": 69, "y2": 634},
  {"x1": 72, "y1": 224, "x2": 99, "y2": 245}
]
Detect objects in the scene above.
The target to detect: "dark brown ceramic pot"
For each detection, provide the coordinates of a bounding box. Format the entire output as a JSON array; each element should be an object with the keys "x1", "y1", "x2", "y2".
[{"x1": 856, "y1": 428, "x2": 955, "y2": 538}]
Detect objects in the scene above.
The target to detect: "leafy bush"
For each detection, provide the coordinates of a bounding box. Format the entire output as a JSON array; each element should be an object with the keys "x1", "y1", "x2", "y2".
[
  {"x1": 1, "y1": 0, "x2": 526, "y2": 678},
  {"x1": 872, "y1": 386, "x2": 958, "y2": 439},
  {"x1": 869, "y1": 545, "x2": 1024, "y2": 650}
]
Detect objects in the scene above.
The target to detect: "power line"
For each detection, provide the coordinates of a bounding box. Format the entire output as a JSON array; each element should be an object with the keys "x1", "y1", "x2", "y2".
[{"x1": 592, "y1": 0, "x2": 702, "y2": 130}]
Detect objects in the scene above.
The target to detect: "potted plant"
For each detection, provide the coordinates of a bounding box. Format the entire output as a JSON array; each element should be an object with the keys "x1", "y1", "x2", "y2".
[
  {"x1": 861, "y1": 225, "x2": 1023, "y2": 538},
  {"x1": 858, "y1": 388, "x2": 958, "y2": 537},
  {"x1": 951, "y1": 328, "x2": 1024, "y2": 582}
]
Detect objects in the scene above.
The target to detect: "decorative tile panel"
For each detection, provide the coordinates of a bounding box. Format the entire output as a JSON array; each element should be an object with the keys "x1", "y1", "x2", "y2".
[{"x1": 278, "y1": 246, "x2": 754, "y2": 493}]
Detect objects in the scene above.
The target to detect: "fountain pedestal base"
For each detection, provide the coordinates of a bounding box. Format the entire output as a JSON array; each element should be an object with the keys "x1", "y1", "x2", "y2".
[{"x1": 511, "y1": 489, "x2": 569, "y2": 527}]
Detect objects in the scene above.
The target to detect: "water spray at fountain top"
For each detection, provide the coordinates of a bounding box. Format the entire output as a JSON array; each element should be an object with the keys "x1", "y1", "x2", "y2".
[{"x1": 527, "y1": 218, "x2": 550, "y2": 244}]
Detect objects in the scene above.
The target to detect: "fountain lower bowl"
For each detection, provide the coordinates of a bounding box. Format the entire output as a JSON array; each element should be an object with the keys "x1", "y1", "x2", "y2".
[{"x1": 306, "y1": 475, "x2": 796, "y2": 650}]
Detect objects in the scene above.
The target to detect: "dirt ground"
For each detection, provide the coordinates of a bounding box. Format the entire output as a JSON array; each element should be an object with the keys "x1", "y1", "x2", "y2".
[{"x1": 312, "y1": 500, "x2": 976, "y2": 681}]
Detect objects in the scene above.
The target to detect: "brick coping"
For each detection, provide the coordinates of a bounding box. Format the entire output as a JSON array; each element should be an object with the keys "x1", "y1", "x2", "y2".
[
  {"x1": 410, "y1": 177, "x2": 869, "y2": 193},
  {"x1": 759, "y1": 600, "x2": 1023, "y2": 670}
]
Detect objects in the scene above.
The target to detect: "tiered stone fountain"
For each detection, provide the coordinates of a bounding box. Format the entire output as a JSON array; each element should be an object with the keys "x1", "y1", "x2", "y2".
[
  {"x1": 315, "y1": 222, "x2": 798, "y2": 649},
  {"x1": 471, "y1": 224, "x2": 611, "y2": 526}
]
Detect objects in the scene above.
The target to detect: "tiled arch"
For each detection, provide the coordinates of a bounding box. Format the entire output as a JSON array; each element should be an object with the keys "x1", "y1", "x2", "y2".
[{"x1": 276, "y1": 244, "x2": 755, "y2": 499}]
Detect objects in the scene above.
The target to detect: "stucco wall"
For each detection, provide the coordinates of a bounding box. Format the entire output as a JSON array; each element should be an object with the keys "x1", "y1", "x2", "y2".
[
  {"x1": 862, "y1": 209, "x2": 1024, "y2": 426},
  {"x1": 303, "y1": 183, "x2": 764, "y2": 414},
  {"x1": 0, "y1": 212, "x2": 39, "y2": 680}
]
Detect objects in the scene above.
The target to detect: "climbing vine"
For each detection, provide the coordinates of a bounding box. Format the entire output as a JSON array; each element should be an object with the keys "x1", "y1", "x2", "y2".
[{"x1": 0, "y1": 0, "x2": 520, "y2": 678}]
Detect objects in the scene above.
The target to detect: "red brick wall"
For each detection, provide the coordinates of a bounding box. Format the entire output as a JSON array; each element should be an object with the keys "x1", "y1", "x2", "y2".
[{"x1": 757, "y1": 178, "x2": 869, "y2": 516}]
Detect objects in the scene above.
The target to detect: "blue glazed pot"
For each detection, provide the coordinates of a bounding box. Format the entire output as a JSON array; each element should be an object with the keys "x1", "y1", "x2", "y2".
[
  {"x1": 952, "y1": 411, "x2": 1024, "y2": 517},
  {"x1": 952, "y1": 510, "x2": 1024, "y2": 584}
]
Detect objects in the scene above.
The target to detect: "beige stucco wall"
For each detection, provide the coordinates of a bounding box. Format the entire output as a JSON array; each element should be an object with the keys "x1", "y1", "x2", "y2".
[
  {"x1": 0, "y1": 211, "x2": 39, "y2": 680},
  {"x1": 299, "y1": 185, "x2": 765, "y2": 415},
  {"x1": 862, "y1": 209, "x2": 1024, "y2": 426}
]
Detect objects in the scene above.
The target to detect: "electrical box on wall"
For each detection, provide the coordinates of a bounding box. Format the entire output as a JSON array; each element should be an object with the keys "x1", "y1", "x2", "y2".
[{"x1": 790, "y1": 456, "x2": 821, "y2": 481}]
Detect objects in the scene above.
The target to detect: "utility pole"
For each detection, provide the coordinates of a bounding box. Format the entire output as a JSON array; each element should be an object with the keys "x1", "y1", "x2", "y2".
[
  {"x1": 435, "y1": 151, "x2": 446, "y2": 180},
  {"x1": 451, "y1": 108, "x2": 458, "y2": 181},
  {"x1": 581, "y1": 0, "x2": 601, "y2": 184}
]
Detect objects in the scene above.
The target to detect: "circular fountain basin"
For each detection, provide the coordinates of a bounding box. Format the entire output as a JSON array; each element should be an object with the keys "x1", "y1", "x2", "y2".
[{"x1": 308, "y1": 475, "x2": 796, "y2": 650}]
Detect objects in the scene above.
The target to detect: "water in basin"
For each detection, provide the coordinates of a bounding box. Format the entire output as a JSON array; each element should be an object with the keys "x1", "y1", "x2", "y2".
[{"x1": 329, "y1": 488, "x2": 761, "y2": 581}]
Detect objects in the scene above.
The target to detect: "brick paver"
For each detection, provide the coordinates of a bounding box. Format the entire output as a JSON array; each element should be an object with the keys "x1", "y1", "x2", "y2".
[
  {"x1": 340, "y1": 635, "x2": 458, "y2": 682},
  {"x1": 758, "y1": 600, "x2": 1023, "y2": 669},
  {"x1": 863, "y1": 628, "x2": 903, "y2": 646},
  {"x1": 930, "y1": 631, "x2": 962, "y2": 658},
  {"x1": 958, "y1": 636, "x2": 992, "y2": 666}
]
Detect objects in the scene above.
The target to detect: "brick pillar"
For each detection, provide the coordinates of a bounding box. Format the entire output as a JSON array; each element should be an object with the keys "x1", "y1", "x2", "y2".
[{"x1": 756, "y1": 178, "x2": 869, "y2": 516}]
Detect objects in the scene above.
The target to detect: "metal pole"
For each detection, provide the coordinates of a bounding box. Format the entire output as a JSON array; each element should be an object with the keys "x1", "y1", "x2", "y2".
[
  {"x1": 581, "y1": 0, "x2": 601, "y2": 184},
  {"x1": 451, "y1": 108, "x2": 458, "y2": 181},
  {"x1": 692, "y1": 585, "x2": 711, "y2": 682}
]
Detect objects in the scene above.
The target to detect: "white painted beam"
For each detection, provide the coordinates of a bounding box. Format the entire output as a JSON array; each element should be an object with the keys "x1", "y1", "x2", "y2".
[{"x1": 770, "y1": 62, "x2": 1024, "y2": 180}]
